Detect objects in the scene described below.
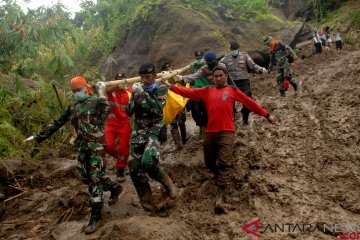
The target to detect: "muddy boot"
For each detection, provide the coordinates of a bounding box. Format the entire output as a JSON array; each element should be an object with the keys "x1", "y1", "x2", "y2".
[
  {"x1": 179, "y1": 124, "x2": 187, "y2": 145},
  {"x1": 171, "y1": 129, "x2": 182, "y2": 151},
  {"x1": 0, "y1": 185, "x2": 4, "y2": 202},
  {"x1": 85, "y1": 205, "x2": 103, "y2": 234},
  {"x1": 0, "y1": 186, "x2": 4, "y2": 219},
  {"x1": 279, "y1": 89, "x2": 286, "y2": 97},
  {"x1": 134, "y1": 183, "x2": 155, "y2": 213},
  {"x1": 158, "y1": 170, "x2": 177, "y2": 199},
  {"x1": 292, "y1": 81, "x2": 298, "y2": 92},
  {"x1": 116, "y1": 168, "x2": 126, "y2": 183},
  {"x1": 214, "y1": 189, "x2": 226, "y2": 215},
  {"x1": 199, "y1": 127, "x2": 206, "y2": 141},
  {"x1": 242, "y1": 111, "x2": 249, "y2": 126},
  {"x1": 108, "y1": 184, "x2": 123, "y2": 205}
]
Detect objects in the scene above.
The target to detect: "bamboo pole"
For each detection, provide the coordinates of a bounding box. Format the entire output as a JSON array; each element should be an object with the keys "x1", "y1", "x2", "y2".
[{"x1": 104, "y1": 62, "x2": 194, "y2": 86}]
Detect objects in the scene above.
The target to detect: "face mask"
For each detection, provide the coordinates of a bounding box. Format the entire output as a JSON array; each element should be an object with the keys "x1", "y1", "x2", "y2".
[
  {"x1": 73, "y1": 88, "x2": 89, "y2": 102},
  {"x1": 206, "y1": 61, "x2": 217, "y2": 70},
  {"x1": 230, "y1": 50, "x2": 239, "y2": 57},
  {"x1": 195, "y1": 59, "x2": 204, "y2": 65}
]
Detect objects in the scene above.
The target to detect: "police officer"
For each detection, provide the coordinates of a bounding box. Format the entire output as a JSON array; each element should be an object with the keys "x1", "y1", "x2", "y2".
[{"x1": 220, "y1": 41, "x2": 267, "y2": 125}]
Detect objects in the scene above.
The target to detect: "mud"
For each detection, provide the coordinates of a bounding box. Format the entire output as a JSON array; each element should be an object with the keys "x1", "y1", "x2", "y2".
[{"x1": 1, "y1": 46, "x2": 359, "y2": 240}]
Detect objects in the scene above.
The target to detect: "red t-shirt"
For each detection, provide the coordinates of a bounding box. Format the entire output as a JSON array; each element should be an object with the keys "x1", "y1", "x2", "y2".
[
  {"x1": 170, "y1": 85, "x2": 268, "y2": 133},
  {"x1": 105, "y1": 87, "x2": 132, "y2": 126}
]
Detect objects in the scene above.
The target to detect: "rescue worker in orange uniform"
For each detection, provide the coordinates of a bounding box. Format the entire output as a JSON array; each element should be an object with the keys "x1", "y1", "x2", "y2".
[{"x1": 105, "y1": 73, "x2": 132, "y2": 182}]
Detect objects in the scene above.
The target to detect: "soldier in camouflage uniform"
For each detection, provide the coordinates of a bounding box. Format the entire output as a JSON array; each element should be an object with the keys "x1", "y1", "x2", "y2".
[
  {"x1": 24, "y1": 76, "x2": 122, "y2": 234},
  {"x1": 264, "y1": 36, "x2": 298, "y2": 97},
  {"x1": 220, "y1": 41, "x2": 267, "y2": 125},
  {"x1": 126, "y1": 63, "x2": 177, "y2": 213},
  {"x1": 190, "y1": 50, "x2": 208, "y2": 140}
]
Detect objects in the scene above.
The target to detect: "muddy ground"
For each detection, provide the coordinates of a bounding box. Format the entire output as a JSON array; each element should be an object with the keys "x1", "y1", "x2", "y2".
[{"x1": 0, "y1": 45, "x2": 359, "y2": 240}]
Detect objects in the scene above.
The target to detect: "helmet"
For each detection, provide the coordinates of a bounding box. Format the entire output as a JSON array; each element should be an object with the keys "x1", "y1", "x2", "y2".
[{"x1": 263, "y1": 36, "x2": 272, "y2": 46}]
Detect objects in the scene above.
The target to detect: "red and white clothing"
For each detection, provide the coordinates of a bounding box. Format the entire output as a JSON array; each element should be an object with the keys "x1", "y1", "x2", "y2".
[
  {"x1": 169, "y1": 85, "x2": 268, "y2": 133},
  {"x1": 105, "y1": 87, "x2": 132, "y2": 168}
]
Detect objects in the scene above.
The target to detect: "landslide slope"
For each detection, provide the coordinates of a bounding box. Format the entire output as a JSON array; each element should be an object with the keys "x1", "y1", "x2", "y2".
[
  {"x1": 100, "y1": 0, "x2": 299, "y2": 78},
  {"x1": 1, "y1": 45, "x2": 359, "y2": 240}
]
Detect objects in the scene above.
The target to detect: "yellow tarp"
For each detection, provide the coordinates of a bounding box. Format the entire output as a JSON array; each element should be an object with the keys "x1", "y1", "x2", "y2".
[{"x1": 163, "y1": 83, "x2": 190, "y2": 125}]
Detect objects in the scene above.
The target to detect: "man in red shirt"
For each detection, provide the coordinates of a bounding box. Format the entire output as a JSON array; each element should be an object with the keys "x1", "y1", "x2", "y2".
[
  {"x1": 105, "y1": 73, "x2": 132, "y2": 182},
  {"x1": 164, "y1": 65, "x2": 275, "y2": 213}
]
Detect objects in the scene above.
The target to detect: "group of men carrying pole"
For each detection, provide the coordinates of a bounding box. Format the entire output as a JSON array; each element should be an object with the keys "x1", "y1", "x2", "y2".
[{"x1": 22, "y1": 36, "x2": 297, "y2": 234}]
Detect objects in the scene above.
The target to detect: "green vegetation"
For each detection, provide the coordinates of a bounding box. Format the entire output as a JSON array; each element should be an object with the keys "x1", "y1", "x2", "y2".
[
  {"x1": 0, "y1": 0, "x2": 358, "y2": 159},
  {"x1": 316, "y1": 0, "x2": 360, "y2": 44}
]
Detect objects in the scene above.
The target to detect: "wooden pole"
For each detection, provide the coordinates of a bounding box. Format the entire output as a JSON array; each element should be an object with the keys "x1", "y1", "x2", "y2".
[{"x1": 104, "y1": 62, "x2": 194, "y2": 86}]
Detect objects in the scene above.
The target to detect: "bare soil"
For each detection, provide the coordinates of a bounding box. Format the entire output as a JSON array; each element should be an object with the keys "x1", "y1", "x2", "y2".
[{"x1": 1, "y1": 45, "x2": 359, "y2": 240}]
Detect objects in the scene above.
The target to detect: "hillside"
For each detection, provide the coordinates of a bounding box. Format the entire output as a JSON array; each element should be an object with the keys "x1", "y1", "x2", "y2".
[{"x1": 100, "y1": 0, "x2": 307, "y2": 78}]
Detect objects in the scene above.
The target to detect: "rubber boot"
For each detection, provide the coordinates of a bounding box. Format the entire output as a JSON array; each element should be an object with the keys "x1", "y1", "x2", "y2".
[
  {"x1": 116, "y1": 168, "x2": 126, "y2": 183},
  {"x1": 199, "y1": 127, "x2": 206, "y2": 141},
  {"x1": 108, "y1": 183, "x2": 123, "y2": 205},
  {"x1": 171, "y1": 128, "x2": 182, "y2": 151},
  {"x1": 84, "y1": 205, "x2": 103, "y2": 234},
  {"x1": 242, "y1": 111, "x2": 249, "y2": 126},
  {"x1": 0, "y1": 184, "x2": 5, "y2": 202},
  {"x1": 0, "y1": 185, "x2": 4, "y2": 219},
  {"x1": 291, "y1": 81, "x2": 298, "y2": 92},
  {"x1": 134, "y1": 182, "x2": 155, "y2": 214},
  {"x1": 280, "y1": 89, "x2": 286, "y2": 97},
  {"x1": 214, "y1": 188, "x2": 226, "y2": 215},
  {"x1": 179, "y1": 124, "x2": 187, "y2": 145},
  {"x1": 158, "y1": 170, "x2": 177, "y2": 199}
]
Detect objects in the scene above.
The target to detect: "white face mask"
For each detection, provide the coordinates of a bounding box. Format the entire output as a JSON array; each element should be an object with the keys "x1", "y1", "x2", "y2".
[
  {"x1": 195, "y1": 59, "x2": 204, "y2": 65},
  {"x1": 230, "y1": 50, "x2": 239, "y2": 57}
]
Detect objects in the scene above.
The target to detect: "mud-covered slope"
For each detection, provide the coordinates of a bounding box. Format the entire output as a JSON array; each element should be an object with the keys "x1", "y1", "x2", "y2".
[
  {"x1": 1, "y1": 46, "x2": 359, "y2": 239},
  {"x1": 100, "y1": 0, "x2": 306, "y2": 79}
]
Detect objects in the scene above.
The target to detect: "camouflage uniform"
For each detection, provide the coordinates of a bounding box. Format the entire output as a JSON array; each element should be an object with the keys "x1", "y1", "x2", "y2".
[
  {"x1": 125, "y1": 83, "x2": 168, "y2": 187},
  {"x1": 268, "y1": 41, "x2": 297, "y2": 95},
  {"x1": 34, "y1": 96, "x2": 117, "y2": 205}
]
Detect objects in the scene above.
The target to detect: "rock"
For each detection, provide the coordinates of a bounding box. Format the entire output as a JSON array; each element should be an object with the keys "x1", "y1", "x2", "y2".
[{"x1": 50, "y1": 221, "x2": 85, "y2": 240}]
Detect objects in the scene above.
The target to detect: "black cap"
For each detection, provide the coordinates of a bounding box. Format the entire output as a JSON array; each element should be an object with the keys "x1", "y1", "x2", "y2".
[
  {"x1": 139, "y1": 63, "x2": 155, "y2": 75},
  {"x1": 194, "y1": 50, "x2": 204, "y2": 59},
  {"x1": 230, "y1": 41, "x2": 240, "y2": 50},
  {"x1": 115, "y1": 73, "x2": 126, "y2": 79},
  {"x1": 161, "y1": 61, "x2": 171, "y2": 71}
]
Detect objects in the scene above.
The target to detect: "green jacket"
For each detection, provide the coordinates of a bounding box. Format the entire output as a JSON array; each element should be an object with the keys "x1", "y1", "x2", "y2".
[{"x1": 191, "y1": 62, "x2": 208, "y2": 88}]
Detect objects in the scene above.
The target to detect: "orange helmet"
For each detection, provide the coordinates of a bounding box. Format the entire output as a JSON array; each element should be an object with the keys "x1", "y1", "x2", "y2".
[{"x1": 70, "y1": 76, "x2": 93, "y2": 94}]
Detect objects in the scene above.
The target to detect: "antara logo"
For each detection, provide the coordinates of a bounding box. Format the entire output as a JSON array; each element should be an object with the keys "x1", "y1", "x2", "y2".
[{"x1": 242, "y1": 219, "x2": 261, "y2": 238}]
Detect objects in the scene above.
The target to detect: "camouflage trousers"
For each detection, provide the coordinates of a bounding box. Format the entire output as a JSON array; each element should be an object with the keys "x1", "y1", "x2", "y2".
[
  {"x1": 128, "y1": 133, "x2": 162, "y2": 185},
  {"x1": 77, "y1": 143, "x2": 116, "y2": 205},
  {"x1": 276, "y1": 61, "x2": 296, "y2": 91}
]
